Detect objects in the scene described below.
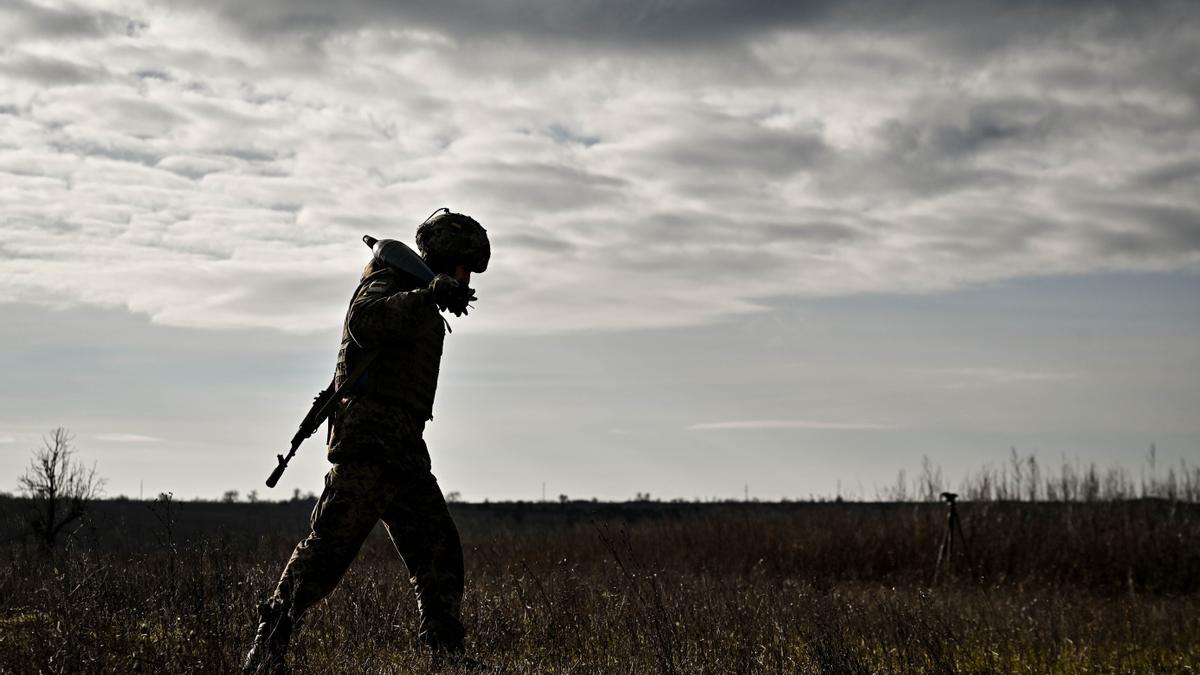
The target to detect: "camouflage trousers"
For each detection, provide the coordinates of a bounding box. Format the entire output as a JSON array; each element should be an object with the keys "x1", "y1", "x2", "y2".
[{"x1": 267, "y1": 460, "x2": 465, "y2": 650}]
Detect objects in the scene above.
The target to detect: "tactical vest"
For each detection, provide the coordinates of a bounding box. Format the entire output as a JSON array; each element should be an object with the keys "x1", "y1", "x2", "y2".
[{"x1": 335, "y1": 267, "x2": 446, "y2": 423}]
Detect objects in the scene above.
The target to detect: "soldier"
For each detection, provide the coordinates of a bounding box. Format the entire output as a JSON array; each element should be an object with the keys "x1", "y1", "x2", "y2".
[{"x1": 243, "y1": 209, "x2": 490, "y2": 674}]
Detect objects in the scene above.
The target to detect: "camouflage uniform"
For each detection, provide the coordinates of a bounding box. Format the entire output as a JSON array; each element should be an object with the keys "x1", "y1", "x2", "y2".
[{"x1": 264, "y1": 259, "x2": 465, "y2": 651}]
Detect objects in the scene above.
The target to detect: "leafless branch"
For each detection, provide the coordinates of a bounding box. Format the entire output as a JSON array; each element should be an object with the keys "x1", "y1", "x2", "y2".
[{"x1": 17, "y1": 427, "x2": 105, "y2": 550}]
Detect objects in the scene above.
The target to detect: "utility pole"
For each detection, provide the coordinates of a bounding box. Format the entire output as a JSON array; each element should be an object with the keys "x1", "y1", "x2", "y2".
[
  {"x1": 542, "y1": 482, "x2": 546, "y2": 502},
  {"x1": 744, "y1": 483, "x2": 748, "y2": 502}
]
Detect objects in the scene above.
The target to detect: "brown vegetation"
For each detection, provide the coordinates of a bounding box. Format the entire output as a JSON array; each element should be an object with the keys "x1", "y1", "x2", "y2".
[{"x1": 1, "y1": 455, "x2": 1198, "y2": 673}]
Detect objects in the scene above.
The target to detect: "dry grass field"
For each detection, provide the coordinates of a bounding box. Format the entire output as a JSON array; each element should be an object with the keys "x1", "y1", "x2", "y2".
[{"x1": 2, "y1": 461, "x2": 1199, "y2": 673}]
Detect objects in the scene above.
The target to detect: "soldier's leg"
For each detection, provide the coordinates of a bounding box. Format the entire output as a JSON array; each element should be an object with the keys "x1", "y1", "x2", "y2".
[
  {"x1": 269, "y1": 462, "x2": 388, "y2": 618},
  {"x1": 246, "y1": 463, "x2": 387, "y2": 673},
  {"x1": 380, "y1": 466, "x2": 466, "y2": 652}
]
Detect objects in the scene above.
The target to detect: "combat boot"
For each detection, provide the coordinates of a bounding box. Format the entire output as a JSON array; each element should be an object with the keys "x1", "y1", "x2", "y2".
[{"x1": 242, "y1": 602, "x2": 296, "y2": 675}]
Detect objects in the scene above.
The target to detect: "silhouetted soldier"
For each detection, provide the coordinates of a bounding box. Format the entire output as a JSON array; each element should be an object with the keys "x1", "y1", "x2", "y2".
[{"x1": 243, "y1": 209, "x2": 490, "y2": 674}]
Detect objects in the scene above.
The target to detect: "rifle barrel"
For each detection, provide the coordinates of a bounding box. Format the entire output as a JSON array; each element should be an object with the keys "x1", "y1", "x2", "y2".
[{"x1": 265, "y1": 454, "x2": 288, "y2": 488}]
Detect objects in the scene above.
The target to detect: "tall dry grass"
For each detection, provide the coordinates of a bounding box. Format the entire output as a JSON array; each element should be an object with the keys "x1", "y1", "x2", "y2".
[{"x1": 1, "y1": 452, "x2": 1198, "y2": 673}]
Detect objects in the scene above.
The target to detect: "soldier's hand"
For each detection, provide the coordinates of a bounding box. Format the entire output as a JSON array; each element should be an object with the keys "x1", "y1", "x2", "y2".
[
  {"x1": 445, "y1": 285, "x2": 476, "y2": 317},
  {"x1": 429, "y1": 274, "x2": 459, "y2": 311},
  {"x1": 429, "y1": 275, "x2": 476, "y2": 317}
]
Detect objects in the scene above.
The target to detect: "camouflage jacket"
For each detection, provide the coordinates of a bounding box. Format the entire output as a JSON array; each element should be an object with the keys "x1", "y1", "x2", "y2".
[{"x1": 327, "y1": 260, "x2": 446, "y2": 465}]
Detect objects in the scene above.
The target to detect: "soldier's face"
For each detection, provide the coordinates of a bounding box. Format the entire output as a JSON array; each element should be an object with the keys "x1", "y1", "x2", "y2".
[{"x1": 453, "y1": 264, "x2": 471, "y2": 286}]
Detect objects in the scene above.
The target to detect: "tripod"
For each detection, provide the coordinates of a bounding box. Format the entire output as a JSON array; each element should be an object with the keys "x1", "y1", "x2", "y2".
[{"x1": 933, "y1": 492, "x2": 976, "y2": 583}]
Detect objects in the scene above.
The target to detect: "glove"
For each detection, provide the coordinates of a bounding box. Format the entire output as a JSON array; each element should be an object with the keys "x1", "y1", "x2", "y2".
[{"x1": 429, "y1": 274, "x2": 477, "y2": 317}]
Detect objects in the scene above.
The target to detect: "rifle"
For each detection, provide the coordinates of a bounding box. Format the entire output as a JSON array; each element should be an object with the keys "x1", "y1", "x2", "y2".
[
  {"x1": 265, "y1": 353, "x2": 377, "y2": 488},
  {"x1": 265, "y1": 234, "x2": 438, "y2": 488}
]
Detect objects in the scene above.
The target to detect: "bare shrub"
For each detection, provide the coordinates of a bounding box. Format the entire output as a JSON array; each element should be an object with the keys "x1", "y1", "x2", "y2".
[{"x1": 16, "y1": 427, "x2": 104, "y2": 550}]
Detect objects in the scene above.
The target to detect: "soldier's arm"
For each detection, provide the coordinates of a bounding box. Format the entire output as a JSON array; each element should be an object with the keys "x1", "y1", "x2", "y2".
[{"x1": 347, "y1": 277, "x2": 436, "y2": 348}]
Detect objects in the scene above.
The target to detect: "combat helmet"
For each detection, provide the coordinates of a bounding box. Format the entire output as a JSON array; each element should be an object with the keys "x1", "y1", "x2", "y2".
[{"x1": 416, "y1": 208, "x2": 490, "y2": 274}]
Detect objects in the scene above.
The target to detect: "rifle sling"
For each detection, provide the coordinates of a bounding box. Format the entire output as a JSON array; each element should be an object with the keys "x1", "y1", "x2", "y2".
[
  {"x1": 295, "y1": 350, "x2": 379, "y2": 445},
  {"x1": 318, "y1": 350, "x2": 378, "y2": 421}
]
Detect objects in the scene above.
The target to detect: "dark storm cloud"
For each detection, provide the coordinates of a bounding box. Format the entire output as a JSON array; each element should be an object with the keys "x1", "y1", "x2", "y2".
[
  {"x1": 815, "y1": 96, "x2": 1064, "y2": 200},
  {"x1": 1, "y1": 0, "x2": 1198, "y2": 334},
  {"x1": 646, "y1": 118, "x2": 828, "y2": 177},
  {"x1": 640, "y1": 210, "x2": 869, "y2": 247},
  {"x1": 50, "y1": 140, "x2": 161, "y2": 167},
  {"x1": 838, "y1": 118, "x2": 1020, "y2": 200},
  {"x1": 1132, "y1": 160, "x2": 1200, "y2": 190},
  {"x1": 0, "y1": 53, "x2": 107, "y2": 85},
  {"x1": 213, "y1": 147, "x2": 287, "y2": 164},
  {"x1": 813, "y1": 1, "x2": 1200, "y2": 67},
  {"x1": 186, "y1": 0, "x2": 1199, "y2": 67},
  {"x1": 905, "y1": 99, "x2": 1059, "y2": 160},
  {"x1": 196, "y1": 0, "x2": 837, "y2": 46},
  {"x1": 504, "y1": 233, "x2": 575, "y2": 256},
  {"x1": 452, "y1": 161, "x2": 628, "y2": 212},
  {"x1": 0, "y1": 0, "x2": 137, "y2": 40},
  {"x1": 599, "y1": 210, "x2": 866, "y2": 283},
  {"x1": 761, "y1": 222, "x2": 862, "y2": 244},
  {"x1": 1090, "y1": 203, "x2": 1200, "y2": 257}
]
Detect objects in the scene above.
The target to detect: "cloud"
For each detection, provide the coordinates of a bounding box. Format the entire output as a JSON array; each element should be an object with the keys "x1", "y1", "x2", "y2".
[
  {"x1": 185, "y1": 0, "x2": 839, "y2": 48},
  {"x1": 927, "y1": 368, "x2": 1079, "y2": 390},
  {"x1": 0, "y1": 52, "x2": 108, "y2": 85},
  {"x1": 1087, "y1": 202, "x2": 1200, "y2": 258},
  {"x1": 94, "y1": 433, "x2": 161, "y2": 442},
  {"x1": 0, "y1": 0, "x2": 1197, "y2": 334},
  {"x1": 1133, "y1": 159, "x2": 1200, "y2": 190},
  {"x1": 0, "y1": 0, "x2": 139, "y2": 42},
  {"x1": 689, "y1": 420, "x2": 898, "y2": 431}
]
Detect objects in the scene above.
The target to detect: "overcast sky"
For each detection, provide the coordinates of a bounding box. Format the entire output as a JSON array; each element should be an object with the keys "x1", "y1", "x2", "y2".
[{"x1": 2, "y1": 0, "x2": 1198, "y2": 501}]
